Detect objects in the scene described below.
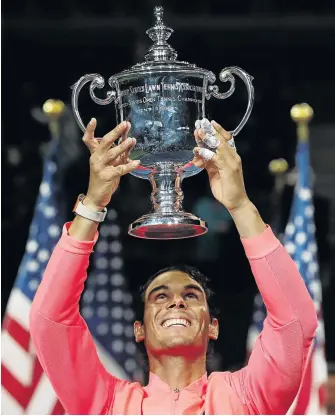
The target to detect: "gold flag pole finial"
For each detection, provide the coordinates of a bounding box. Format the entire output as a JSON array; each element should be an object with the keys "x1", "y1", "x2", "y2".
[
  {"x1": 290, "y1": 103, "x2": 313, "y2": 142},
  {"x1": 269, "y1": 158, "x2": 289, "y2": 175},
  {"x1": 43, "y1": 99, "x2": 65, "y2": 136},
  {"x1": 269, "y1": 158, "x2": 289, "y2": 193},
  {"x1": 43, "y1": 99, "x2": 65, "y2": 118}
]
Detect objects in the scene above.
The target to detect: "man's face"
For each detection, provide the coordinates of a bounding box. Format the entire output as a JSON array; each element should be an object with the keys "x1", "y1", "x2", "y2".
[{"x1": 134, "y1": 271, "x2": 218, "y2": 356}]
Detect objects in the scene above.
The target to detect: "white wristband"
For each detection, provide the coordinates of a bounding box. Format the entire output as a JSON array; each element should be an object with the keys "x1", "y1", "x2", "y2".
[{"x1": 73, "y1": 194, "x2": 107, "y2": 223}]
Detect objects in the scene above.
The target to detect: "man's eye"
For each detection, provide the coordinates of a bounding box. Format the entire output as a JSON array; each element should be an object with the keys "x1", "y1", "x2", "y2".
[
  {"x1": 156, "y1": 294, "x2": 167, "y2": 300},
  {"x1": 185, "y1": 293, "x2": 198, "y2": 299}
]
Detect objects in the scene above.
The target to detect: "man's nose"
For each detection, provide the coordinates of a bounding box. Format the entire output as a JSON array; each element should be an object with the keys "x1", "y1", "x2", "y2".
[{"x1": 168, "y1": 296, "x2": 187, "y2": 309}]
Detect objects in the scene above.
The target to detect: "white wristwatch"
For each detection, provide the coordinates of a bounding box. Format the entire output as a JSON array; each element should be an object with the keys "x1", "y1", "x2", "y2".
[{"x1": 73, "y1": 194, "x2": 107, "y2": 223}]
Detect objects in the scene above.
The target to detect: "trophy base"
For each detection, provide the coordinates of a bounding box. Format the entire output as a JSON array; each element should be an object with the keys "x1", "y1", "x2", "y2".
[{"x1": 128, "y1": 212, "x2": 208, "y2": 240}]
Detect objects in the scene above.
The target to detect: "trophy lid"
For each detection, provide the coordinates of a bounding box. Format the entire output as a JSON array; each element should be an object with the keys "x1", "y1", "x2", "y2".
[
  {"x1": 111, "y1": 6, "x2": 215, "y2": 82},
  {"x1": 144, "y1": 6, "x2": 178, "y2": 62}
]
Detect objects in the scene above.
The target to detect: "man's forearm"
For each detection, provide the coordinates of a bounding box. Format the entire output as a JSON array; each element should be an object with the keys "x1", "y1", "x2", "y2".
[
  {"x1": 229, "y1": 200, "x2": 267, "y2": 239},
  {"x1": 69, "y1": 216, "x2": 99, "y2": 241}
]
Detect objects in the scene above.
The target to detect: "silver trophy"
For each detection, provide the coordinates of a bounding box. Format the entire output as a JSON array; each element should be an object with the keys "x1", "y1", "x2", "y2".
[{"x1": 71, "y1": 6, "x2": 254, "y2": 240}]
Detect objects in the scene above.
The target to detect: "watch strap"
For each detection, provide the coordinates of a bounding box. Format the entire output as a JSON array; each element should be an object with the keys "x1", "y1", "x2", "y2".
[{"x1": 73, "y1": 194, "x2": 107, "y2": 223}]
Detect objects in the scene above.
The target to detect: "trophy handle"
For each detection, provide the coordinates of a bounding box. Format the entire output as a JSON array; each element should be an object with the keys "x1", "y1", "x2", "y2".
[
  {"x1": 207, "y1": 66, "x2": 254, "y2": 137},
  {"x1": 71, "y1": 74, "x2": 116, "y2": 133}
]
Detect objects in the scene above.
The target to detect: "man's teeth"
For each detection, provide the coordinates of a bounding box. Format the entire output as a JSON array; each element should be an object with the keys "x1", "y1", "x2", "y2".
[{"x1": 162, "y1": 319, "x2": 191, "y2": 328}]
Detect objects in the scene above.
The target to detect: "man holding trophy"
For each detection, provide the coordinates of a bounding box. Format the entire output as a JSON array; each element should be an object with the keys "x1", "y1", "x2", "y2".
[{"x1": 30, "y1": 7, "x2": 317, "y2": 415}]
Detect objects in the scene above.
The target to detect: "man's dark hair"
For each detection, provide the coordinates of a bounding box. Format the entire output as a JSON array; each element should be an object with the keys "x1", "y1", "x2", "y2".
[{"x1": 134, "y1": 264, "x2": 219, "y2": 365}]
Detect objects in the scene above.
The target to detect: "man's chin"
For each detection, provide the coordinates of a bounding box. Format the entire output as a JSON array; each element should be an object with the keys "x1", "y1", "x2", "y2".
[{"x1": 163, "y1": 335, "x2": 196, "y2": 350}]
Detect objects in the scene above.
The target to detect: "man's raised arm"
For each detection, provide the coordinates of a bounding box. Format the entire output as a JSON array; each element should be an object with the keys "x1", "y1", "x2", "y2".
[{"x1": 193, "y1": 119, "x2": 317, "y2": 414}]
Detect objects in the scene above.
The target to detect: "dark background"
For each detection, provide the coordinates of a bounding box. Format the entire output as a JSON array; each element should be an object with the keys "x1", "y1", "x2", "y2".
[{"x1": 2, "y1": 0, "x2": 335, "y2": 371}]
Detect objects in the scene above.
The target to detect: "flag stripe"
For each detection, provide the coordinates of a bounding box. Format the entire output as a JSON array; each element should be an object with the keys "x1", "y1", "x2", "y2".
[
  {"x1": 1, "y1": 361, "x2": 43, "y2": 409},
  {"x1": 25, "y1": 372, "x2": 59, "y2": 415},
  {"x1": 3, "y1": 315, "x2": 31, "y2": 352},
  {"x1": 1, "y1": 387, "x2": 24, "y2": 415},
  {"x1": 6, "y1": 288, "x2": 32, "y2": 331},
  {"x1": 1, "y1": 332, "x2": 35, "y2": 387}
]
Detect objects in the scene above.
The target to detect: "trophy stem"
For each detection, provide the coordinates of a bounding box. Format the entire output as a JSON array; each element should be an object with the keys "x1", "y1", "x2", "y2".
[
  {"x1": 128, "y1": 163, "x2": 208, "y2": 240},
  {"x1": 149, "y1": 163, "x2": 184, "y2": 214}
]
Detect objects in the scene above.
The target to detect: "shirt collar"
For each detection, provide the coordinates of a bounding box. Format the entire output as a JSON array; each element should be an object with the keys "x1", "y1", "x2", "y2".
[{"x1": 145, "y1": 371, "x2": 208, "y2": 397}]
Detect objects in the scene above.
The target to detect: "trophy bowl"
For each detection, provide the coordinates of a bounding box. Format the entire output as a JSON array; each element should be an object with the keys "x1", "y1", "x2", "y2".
[{"x1": 71, "y1": 6, "x2": 254, "y2": 240}]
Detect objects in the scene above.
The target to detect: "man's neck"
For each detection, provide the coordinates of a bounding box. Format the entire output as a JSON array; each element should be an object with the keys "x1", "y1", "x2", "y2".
[{"x1": 148, "y1": 354, "x2": 207, "y2": 390}]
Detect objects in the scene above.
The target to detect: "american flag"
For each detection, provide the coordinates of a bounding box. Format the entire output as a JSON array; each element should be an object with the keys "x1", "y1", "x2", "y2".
[
  {"x1": 247, "y1": 139, "x2": 328, "y2": 414},
  {"x1": 1, "y1": 136, "x2": 66, "y2": 415},
  {"x1": 2, "y1": 111, "x2": 142, "y2": 413}
]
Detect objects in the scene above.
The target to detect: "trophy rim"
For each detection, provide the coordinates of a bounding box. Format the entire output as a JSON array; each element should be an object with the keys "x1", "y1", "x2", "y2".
[{"x1": 110, "y1": 61, "x2": 216, "y2": 84}]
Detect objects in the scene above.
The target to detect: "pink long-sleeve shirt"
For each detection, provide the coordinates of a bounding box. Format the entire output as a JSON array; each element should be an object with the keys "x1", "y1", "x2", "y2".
[{"x1": 30, "y1": 223, "x2": 317, "y2": 415}]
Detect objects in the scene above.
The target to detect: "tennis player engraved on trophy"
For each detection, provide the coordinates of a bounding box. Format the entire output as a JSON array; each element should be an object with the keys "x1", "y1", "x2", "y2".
[{"x1": 71, "y1": 6, "x2": 254, "y2": 240}]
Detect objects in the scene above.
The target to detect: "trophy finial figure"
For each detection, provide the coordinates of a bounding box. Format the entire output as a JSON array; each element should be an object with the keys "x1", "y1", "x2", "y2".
[
  {"x1": 154, "y1": 6, "x2": 164, "y2": 25},
  {"x1": 145, "y1": 6, "x2": 178, "y2": 61}
]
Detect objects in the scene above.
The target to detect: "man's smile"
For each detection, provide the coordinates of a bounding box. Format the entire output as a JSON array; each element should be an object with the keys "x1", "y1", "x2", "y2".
[{"x1": 161, "y1": 318, "x2": 191, "y2": 328}]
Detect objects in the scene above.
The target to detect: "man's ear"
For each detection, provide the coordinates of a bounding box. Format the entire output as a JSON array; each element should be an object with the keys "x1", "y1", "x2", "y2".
[
  {"x1": 209, "y1": 318, "x2": 219, "y2": 340},
  {"x1": 134, "y1": 321, "x2": 145, "y2": 342}
]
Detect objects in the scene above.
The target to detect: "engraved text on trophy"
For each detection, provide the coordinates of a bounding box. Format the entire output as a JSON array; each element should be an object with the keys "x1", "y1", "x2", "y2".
[{"x1": 115, "y1": 75, "x2": 205, "y2": 166}]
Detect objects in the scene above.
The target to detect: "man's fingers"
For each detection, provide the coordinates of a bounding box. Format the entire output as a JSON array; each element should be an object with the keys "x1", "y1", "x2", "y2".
[
  {"x1": 98, "y1": 121, "x2": 129, "y2": 154},
  {"x1": 83, "y1": 118, "x2": 96, "y2": 139},
  {"x1": 193, "y1": 147, "x2": 216, "y2": 162},
  {"x1": 191, "y1": 147, "x2": 206, "y2": 168},
  {"x1": 124, "y1": 140, "x2": 136, "y2": 162},
  {"x1": 200, "y1": 130, "x2": 221, "y2": 149},
  {"x1": 195, "y1": 118, "x2": 234, "y2": 147},
  {"x1": 193, "y1": 119, "x2": 241, "y2": 176},
  {"x1": 211, "y1": 120, "x2": 237, "y2": 153},
  {"x1": 195, "y1": 118, "x2": 216, "y2": 135},
  {"x1": 193, "y1": 129, "x2": 203, "y2": 146},
  {"x1": 123, "y1": 123, "x2": 135, "y2": 161},
  {"x1": 197, "y1": 128, "x2": 221, "y2": 149},
  {"x1": 114, "y1": 138, "x2": 137, "y2": 167},
  {"x1": 115, "y1": 160, "x2": 141, "y2": 176},
  {"x1": 82, "y1": 118, "x2": 98, "y2": 153},
  {"x1": 194, "y1": 120, "x2": 220, "y2": 160},
  {"x1": 191, "y1": 156, "x2": 206, "y2": 168},
  {"x1": 121, "y1": 121, "x2": 131, "y2": 142},
  {"x1": 211, "y1": 120, "x2": 232, "y2": 141},
  {"x1": 198, "y1": 121, "x2": 237, "y2": 159},
  {"x1": 105, "y1": 137, "x2": 136, "y2": 164}
]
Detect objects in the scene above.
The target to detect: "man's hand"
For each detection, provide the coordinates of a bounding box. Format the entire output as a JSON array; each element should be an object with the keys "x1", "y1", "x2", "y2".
[
  {"x1": 192, "y1": 118, "x2": 266, "y2": 238},
  {"x1": 192, "y1": 119, "x2": 249, "y2": 212},
  {"x1": 83, "y1": 118, "x2": 140, "y2": 211},
  {"x1": 69, "y1": 119, "x2": 140, "y2": 241}
]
